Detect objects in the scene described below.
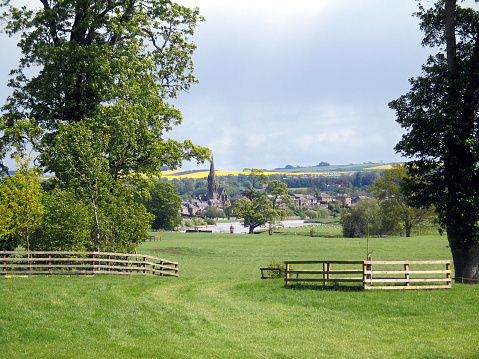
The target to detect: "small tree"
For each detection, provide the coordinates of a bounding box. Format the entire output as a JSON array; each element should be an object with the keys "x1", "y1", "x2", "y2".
[
  {"x1": 227, "y1": 170, "x2": 292, "y2": 234},
  {"x1": 0, "y1": 155, "x2": 44, "y2": 251}
]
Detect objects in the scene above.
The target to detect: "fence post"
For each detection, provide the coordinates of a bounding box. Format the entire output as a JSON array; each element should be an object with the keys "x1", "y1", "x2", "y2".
[
  {"x1": 1, "y1": 253, "x2": 5, "y2": 275},
  {"x1": 363, "y1": 261, "x2": 372, "y2": 289},
  {"x1": 446, "y1": 261, "x2": 451, "y2": 286},
  {"x1": 323, "y1": 262, "x2": 329, "y2": 286},
  {"x1": 285, "y1": 262, "x2": 290, "y2": 285},
  {"x1": 404, "y1": 263, "x2": 410, "y2": 287}
]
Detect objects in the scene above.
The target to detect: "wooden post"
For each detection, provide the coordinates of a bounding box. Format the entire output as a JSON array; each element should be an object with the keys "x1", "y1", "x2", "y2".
[
  {"x1": 322, "y1": 262, "x2": 328, "y2": 286},
  {"x1": 91, "y1": 253, "x2": 95, "y2": 275},
  {"x1": 362, "y1": 261, "x2": 366, "y2": 289},
  {"x1": 326, "y1": 263, "x2": 331, "y2": 286},
  {"x1": 446, "y1": 261, "x2": 451, "y2": 286},
  {"x1": 404, "y1": 263, "x2": 410, "y2": 286},
  {"x1": 285, "y1": 262, "x2": 290, "y2": 285},
  {"x1": 363, "y1": 261, "x2": 372, "y2": 289}
]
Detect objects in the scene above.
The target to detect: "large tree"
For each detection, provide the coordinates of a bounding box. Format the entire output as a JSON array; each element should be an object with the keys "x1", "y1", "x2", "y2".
[
  {"x1": 390, "y1": 0, "x2": 479, "y2": 280},
  {"x1": 0, "y1": 0, "x2": 209, "y2": 177},
  {"x1": 0, "y1": 0, "x2": 209, "y2": 251}
]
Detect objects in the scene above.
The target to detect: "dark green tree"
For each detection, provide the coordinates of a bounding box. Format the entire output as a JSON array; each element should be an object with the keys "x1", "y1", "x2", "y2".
[
  {"x1": 144, "y1": 181, "x2": 182, "y2": 231},
  {"x1": 341, "y1": 199, "x2": 398, "y2": 238},
  {"x1": 389, "y1": 0, "x2": 479, "y2": 280}
]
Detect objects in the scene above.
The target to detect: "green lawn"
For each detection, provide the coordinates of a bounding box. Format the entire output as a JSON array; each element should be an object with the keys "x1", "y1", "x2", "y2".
[{"x1": 1, "y1": 232, "x2": 478, "y2": 358}]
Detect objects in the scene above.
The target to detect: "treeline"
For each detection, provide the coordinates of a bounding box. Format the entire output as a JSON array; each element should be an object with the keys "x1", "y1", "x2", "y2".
[
  {"x1": 341, "y1": 165, "x2": 439, "y2": 238},
  {"x1": 168, "y1": 171, "x2": 382, "y2": 199}
]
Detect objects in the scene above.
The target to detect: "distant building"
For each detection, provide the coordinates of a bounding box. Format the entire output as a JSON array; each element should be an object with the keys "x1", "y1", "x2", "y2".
[{"x1": 198, "y1": 159, "x2": 231, "y2": 207}]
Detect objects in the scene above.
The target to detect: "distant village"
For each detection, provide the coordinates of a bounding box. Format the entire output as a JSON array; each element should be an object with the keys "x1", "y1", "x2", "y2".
[{"x1": 180, "y1": 161, "x2": 367, "y2": 217}]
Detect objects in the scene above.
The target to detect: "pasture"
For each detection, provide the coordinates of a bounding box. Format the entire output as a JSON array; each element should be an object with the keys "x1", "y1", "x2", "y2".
[{"x1": 1, "y1": 231, "x2": 478, "y2": 358}]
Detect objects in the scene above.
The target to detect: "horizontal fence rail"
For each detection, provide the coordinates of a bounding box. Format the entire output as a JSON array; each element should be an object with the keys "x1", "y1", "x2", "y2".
[
  {"x1": 0, "y1": 251, "x2": 178, "y2": 277},
  {"x1": 284, "y1": 260, "x2": 451, "y2": 290}
]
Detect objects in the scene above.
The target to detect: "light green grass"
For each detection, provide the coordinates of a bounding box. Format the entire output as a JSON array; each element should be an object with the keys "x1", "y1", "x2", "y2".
[{"x1": 1, "y1": 232, "x2": 478, "y2": 358}]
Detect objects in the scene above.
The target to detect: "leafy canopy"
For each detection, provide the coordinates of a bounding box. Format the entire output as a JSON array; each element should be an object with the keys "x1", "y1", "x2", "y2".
[{"x1": 0, "y1": 0, "x2": 209, "y2": 178}]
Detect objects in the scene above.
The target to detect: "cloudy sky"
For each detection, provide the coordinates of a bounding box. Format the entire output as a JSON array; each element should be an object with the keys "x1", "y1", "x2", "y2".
[
  {"x1": 170, "y1": 0, "x2": 432, "y2": 170},
  {"x1": 1, "y1": 1, "x2": 477, "y2": 171}
]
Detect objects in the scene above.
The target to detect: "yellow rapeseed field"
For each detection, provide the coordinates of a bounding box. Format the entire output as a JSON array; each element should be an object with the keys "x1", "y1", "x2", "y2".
[
  {"x1": 364, "y1": 164, "x2": 393, "y2": 170},
  {"x1": 160, "y1": 170, "x2": 341, "y2": 180}
]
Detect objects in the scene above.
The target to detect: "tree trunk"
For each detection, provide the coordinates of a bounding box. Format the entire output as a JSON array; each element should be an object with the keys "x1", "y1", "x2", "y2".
[
  {"x1": 445, "y1": 0, "x2": 458, "y2": 77},
  {"x1": 405, "y1": 224, "x2": 412, "y2": 238},
  {"x1": 450, "y1": 244, "x2": 479, "y2": 282},
  {"x1": 249, "y1": 225, "x2": 254, "y2": 234}
]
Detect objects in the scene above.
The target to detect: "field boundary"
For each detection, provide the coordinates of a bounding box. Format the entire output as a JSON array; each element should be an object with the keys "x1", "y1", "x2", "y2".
[
  {"x1": 0, "y1": 251, "x2": 179, "y2": 277},
  {"x1": 284, "y1": 260, "x2": 451, "y2": 290}
]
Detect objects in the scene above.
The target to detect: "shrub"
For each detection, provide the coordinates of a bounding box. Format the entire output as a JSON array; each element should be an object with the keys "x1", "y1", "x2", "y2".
[
  {"x1": 205, "y1": 218, "x2": 216, "y2": 225},
  {"x1": 266, "y1": 258, "x2": 286, "y2": 278}
]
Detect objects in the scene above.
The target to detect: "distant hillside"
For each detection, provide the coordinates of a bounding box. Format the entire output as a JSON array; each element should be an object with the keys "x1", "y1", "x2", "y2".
[
  {"x1": 270, "y1": 162, "x2": 399, "y2": 173},
  {"x1": 161, "y1": 163, "x2": 400, "y2": 180}
]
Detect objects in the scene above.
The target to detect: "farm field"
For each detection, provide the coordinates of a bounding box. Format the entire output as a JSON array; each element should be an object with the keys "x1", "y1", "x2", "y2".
[
  {"x1": 1, "y1": 231, "x2": 478, "y2": 358},
  {"x1": 160, "y1": 163, "x2": 395, "y2": 179}
]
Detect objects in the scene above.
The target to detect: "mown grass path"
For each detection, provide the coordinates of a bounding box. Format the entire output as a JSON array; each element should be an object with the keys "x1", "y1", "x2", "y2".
[{"x1": 1, "y1": 232, "x2": 478, "y2": 358}]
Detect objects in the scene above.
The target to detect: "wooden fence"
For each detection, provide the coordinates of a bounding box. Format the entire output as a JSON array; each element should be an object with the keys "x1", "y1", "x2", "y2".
[
  {"x1": 0, "y1": 251, "x2": 178, "y2": 277},
  {"x1": 284, "y1": 260, "x2": 451, "y2": 290}
]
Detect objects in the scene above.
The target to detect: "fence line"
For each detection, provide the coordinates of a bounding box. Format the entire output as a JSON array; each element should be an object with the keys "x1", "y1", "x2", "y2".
[
  {"x1": 284, "y1": 260, "x2": 451, "y2": 290},
  {"x1": 0, "y1": 251, "x2": 178, "y2": 277}
]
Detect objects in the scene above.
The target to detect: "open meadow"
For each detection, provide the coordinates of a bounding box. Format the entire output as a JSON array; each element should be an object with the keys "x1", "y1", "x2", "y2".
[{"x1": 1, "y1": 230, "x2": 478, "y2": 358}]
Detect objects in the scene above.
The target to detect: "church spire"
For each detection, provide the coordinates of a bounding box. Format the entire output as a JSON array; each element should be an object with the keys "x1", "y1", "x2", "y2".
[{"x1": 207, "y1": 157, "x2": 218, "y2": 200}]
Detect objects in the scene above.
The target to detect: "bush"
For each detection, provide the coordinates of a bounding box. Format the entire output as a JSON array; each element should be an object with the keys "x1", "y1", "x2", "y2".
[
  {"x1": 266, "y1": 258, "x2": 286, "y2": 278},
  {"x1": 205, "y1": 218, "x2": 216, "y2": 225}
]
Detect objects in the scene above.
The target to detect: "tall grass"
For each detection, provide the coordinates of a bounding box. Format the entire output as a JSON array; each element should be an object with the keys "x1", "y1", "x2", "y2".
[{"x1": 1, "y1": 231, "x2": 477, "y2": 358}]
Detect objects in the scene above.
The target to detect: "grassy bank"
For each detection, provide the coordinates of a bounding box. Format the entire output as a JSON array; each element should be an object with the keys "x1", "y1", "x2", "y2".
[{"x1": 1, "y1": 232, "x2": 478, "y2": 358}]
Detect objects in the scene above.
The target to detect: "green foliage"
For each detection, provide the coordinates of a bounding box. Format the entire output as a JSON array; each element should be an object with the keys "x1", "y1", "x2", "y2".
[
  {"x1": 266, "y1": 258, "x2": 286, "y2": 278},
  {"x1": 389, "y1": 1, "x2": 479, "y2": 278},
  {"x1": 205, "y1": 206, "x2": 224, "y2": 219},
  {"x1": 0, "y1": 155, "x2": 44, "y2": 251},
  {"x1": 30, "y1": 189, "x2": 92, "y2": 251},
  {"x1": 144, "y1": 181, "x2": 182, "y2": 231},
  {"x1": 369, "y1": 165, "x2": 438, "y2": 237},
  {"x1": 0, "y1": 0, "x2": 208, "y2": 252},
  {"x1": 205, "y1": 218, "x2": 216, "y2": 225},
  {"x1": 227, "y1": 169, "x2": 291, "y2": 234},
  {"x1": 341, "y1": 199, "x2": 395, "y2": 238},
  {"x1": 0, "y1": 0, "x2": 209, "y2": 177},
  {"x1": 304, "y1": 209, "x2": 319, "y2": 219},
  {"x1": 30, "y1": 188, "x2": 153, "y2": 253}
]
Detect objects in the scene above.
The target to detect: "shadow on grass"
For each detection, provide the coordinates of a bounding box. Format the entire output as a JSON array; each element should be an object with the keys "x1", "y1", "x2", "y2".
[{"x1": 284, "y1": 284, "x2": 364, "y2": 292}]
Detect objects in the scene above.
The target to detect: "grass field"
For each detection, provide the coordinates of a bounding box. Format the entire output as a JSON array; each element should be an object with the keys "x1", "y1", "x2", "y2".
[{"x1": 1, "y1": 231, "x2": 478, "y2": 358}]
